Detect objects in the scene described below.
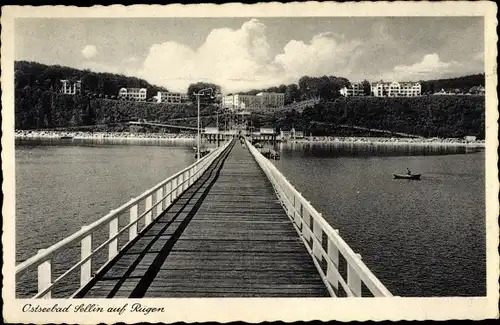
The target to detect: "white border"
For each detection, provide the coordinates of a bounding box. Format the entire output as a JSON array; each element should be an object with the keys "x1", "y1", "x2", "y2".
[{"x1": 2, "y1": 2, "x2": 499, "y2": 323}]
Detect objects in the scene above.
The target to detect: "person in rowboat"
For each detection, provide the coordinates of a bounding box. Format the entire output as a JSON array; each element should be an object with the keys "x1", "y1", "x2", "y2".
[{"x1": 406, "y1": 168, "x2": 412, "y2": 175}]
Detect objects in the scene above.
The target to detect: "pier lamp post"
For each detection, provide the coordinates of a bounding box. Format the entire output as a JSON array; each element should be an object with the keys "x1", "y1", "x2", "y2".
[
  {"x1": 214, "y1": 90, "x2": 223, "y2": 145},
  {"x1": 193, "y1": 87, "x2": 217, "y2": 160}
]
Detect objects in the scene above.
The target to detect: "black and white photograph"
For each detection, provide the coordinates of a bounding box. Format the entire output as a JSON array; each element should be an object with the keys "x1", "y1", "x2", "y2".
[{"x1": 2, "y1": 2, "x2": 498, "y2": 323}]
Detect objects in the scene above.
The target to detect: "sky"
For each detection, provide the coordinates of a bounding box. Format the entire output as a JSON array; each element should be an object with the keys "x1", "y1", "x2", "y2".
[{"x1": 15, "y1": 17, "x2": 484, "y2": 93}]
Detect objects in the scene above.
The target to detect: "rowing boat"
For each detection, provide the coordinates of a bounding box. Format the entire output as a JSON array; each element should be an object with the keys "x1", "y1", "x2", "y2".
[{"x1": 393, "y1": 173, "x2": 421, "y2": 180}]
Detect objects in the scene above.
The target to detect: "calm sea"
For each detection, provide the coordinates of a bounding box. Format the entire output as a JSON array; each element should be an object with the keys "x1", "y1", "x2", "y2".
[
  {"x1": 272, "y1": 142, "x2": 485, "y2": 297},
  {"x1": 14, "y1": 140, "x2": 485, "y2": 297}
]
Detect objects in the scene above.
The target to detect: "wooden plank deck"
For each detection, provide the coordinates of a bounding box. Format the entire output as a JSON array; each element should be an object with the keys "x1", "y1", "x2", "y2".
[{"x1": 76, "y1": 141, "x2": 329, "y2": 298}]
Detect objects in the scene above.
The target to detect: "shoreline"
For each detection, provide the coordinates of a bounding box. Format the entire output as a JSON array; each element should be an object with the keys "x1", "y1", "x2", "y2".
[
  {"x1": 14, "y1": 130, "x2": 485, "y2": 148},
  {"x1": 284, "y1": 138, "x2": 485, "y2": 148},
  {"x1": 15, "y1": 130, "x2": 196, "y2": 142}
]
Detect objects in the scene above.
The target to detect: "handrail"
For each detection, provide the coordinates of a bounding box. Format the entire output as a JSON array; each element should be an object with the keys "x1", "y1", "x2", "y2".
[
  {"x1": 245, "y1": 139, "x2": 392, "y2": 297},
  {"x1": 16, "y1": 139, "x2": 232, "y2": 298}
]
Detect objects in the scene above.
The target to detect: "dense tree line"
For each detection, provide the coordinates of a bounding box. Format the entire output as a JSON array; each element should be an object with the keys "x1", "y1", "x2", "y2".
[
  {"x1": 419, "y1": 74, "x2": 485, "y2": 94},
  {"x1": 15, "y1": 61, "x2": 168, "y2": 99},
  {"x1": 13, "y1": 61, "x2": 216, "y2": 129},
  {"x1": 14, "y1": 61, "x2": 485, "y2": 138},
  {"x1": 14, "y1": 91, "x2": 221, "y2": 130},
  {"x1": 255, "y1": 96, "x2": 485, "y2": 139},
  {"x1": 186, "y1": 82, "x2": 221, "y2": 104},
  {"x1": 240, "y1": 75, "x2": 351, "y2": 105},
  {"x1": 240, "y1": 74, "x2": 485, "y2": 101}
]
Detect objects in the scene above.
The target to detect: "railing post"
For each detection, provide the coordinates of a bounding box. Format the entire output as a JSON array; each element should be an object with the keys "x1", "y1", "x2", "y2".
[
  {"x1": 108, "y1": 218, "x2": 118, "y2": 261},
  {"x1": 348, "y1": 254, "x2": 362, "y2": 297},
  {"x1": 177, "y1": 174, "x2": 184, "y2": 197},
  {"x1": 312, "y1": 218, "x2": 323, "y2": 259},
  {"x1": 156, "y1": 188, "x2": 163, "y2": 218},
  {"x1": 294, "y1": 195, "x2": 302, "y2": 228},
  {"x1": 166, "y1": 181, "x2": 172, "y2": 207},
  {"x1": 162, "y1": 184, "x2": 167, "y2": 210},
  {"x1": 172, "y1": 178, "x2": 178, "y2": 200},
  {"x1": 129, "y1": 204, "x2": 138, "y2": 241},
  {"x1": 326, "y1": 237, "x2": 340, "y2": 290},
  {"x1": 80, "y1": 229, "x2": 92, "y2": 287},
  {"x1": 145, "y1": 195, "x2": 153, "y2": 227},
  {"x1": 302, "y1": 210, "x2": 311, "y2": 243},
  {"x1": 188, "y1": 169, "x2": 193, "y2": 187},
  {"x1": 37, "y1": 250, "x2": 52, "y2": 299}
]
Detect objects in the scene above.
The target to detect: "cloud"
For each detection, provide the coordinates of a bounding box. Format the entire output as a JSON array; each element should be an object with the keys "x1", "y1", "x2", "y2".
[
  {"x1": 274, "y1": 32, "x2": 361, "y2": 81},
  {"x1": 81, "y1": 45, "x2": 97, "y2": 59},
  {"x1": 123, "y1": 56, "x2": 139, "y2": 63},
  {"x1": 382, "y1": 53, "x2": 462, "y2": 81},
  {"x1": 138, "y1": 19, "x2": 361, "y2": 92},
  {"x1": 90, "y1": 19, "x2": 483, "y2": 92},
  {"x1": 81, "y1": 61, "x2": 137, "y2": 78}
]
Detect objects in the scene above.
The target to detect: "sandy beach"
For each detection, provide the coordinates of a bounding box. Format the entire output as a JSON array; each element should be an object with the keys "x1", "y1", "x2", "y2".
[
  {"x1": 287, "y1": 136, "x2": 486, "y2": 148},
  {"x1": 14, "y1": 130, "x2": 196, "y2": 141},
  {"x1": 14, "y1": 130, "x2": 485, "y2": 148}
]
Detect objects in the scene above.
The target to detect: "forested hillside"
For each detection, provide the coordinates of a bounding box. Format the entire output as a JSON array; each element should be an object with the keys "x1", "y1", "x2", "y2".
[
  {"x1": 14, "y1": 61, "x2": 210, "y2": 129},
  {"x1": 420, "y1": 74, "x2": 485, "y2": 94},
  {"x1": 254, "y1": 96, "x2": 485, "y2": 139},
  {"x1": 240, "y1": 75, "x2": 350, "y2": 104},
  {"x1": 15, "y1": 61, "x2": 167, "y2": 98},
  {"x1": 14, "y1": 91, "x2": 219, "y2": 130},
  {"x1": 14, "y1": 61, "x2": 485, "y2": 138}
]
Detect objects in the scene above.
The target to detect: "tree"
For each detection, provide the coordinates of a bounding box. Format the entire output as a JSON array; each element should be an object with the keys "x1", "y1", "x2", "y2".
[
  {"x1": 298, "y1": 76, "x2": 313, "y2": 99},
  {"x1": 361, "y1": 80, "x2": 371, "y2": 96},
  {"x1": 277, "y1": 84, "x2": 287, "y2": 93},
  {"x1": 285, "y1": 84, "x2": 300, "y2": 104},
  {"x1": 187, "y1": 82, "x2": 221, "y2": 104}
]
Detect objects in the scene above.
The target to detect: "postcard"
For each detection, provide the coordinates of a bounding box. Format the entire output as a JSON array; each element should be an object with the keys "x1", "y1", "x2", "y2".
[{"x1": 2, "y1": 2, "x2": 498, "y2": 323}]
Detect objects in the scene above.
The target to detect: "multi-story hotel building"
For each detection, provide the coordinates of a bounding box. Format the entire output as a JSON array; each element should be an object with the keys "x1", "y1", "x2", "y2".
[
  {"x1": 371, "y1": 81, "x2": 421, "y2": 97},
  {"x1": 119, "y1": 88, "x2": 147, "y2": 101},
  {"x1": 223, "y1": 94, "x2": 260, "y2": 110},
  {"x1": 223, "y1": 94, "x2": 237, "y2": 109},
  {"x1": 237, "y1": 94, "x2": 263, "y2": 109},
  {"x1": 156, "y1": 91, "x2": 189, "y2": 104},
  {"x1": 256, "y1": 92, "x2": 285, "y2": 108},
  {"x1": 223, "y1": 92, "x2": 285, "y2": 110},
  {"x1": 60, "y1": 80, "x2": 81, "y2": 95},
  {"x1": 340, "y1": 82, "x2": 364, "y2": 97}
]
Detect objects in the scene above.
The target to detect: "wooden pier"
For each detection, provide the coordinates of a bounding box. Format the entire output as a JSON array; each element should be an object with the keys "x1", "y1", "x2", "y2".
[
  {"x1": 16, "y1": 138, "x2": 392, "y2": 299},
  {"x1": 76, "y1": 142, "x2": 329, "y2": 297}
]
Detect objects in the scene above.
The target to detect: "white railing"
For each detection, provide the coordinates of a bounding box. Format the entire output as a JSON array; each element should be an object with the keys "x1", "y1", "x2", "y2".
[
  {"x1": 16, "y1": 140, "x2": 232, "y2": 298},
  {"x1": 245, "y1": 139, "x2": 393, "y2": 297}
]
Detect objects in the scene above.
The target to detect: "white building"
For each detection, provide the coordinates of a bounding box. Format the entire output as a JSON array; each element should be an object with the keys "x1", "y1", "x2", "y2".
[
  {"x1": 280, "y1": 128, "x2": 304, "y2": 140},
  {"x1": 371, "y1": 81, "x2": 421, "y2": 97},
  {"x1": 260, "y1": 128, "x2": 276, "y2": 135},
  {"x1": 223, "y1": 94, "x2": 237, "y2": 109},
  {"x1": 60, "y1": 80, "x2": 81, "y2": 95},
  {"x1": 433, "y1": 89, "x2": 454, "y2": 96},
  {"x1": 204, "y1": 127, "x2": 219, "y2": 134},
  {"x1": 119, "y1": 88, "x2": 147, "y2": 101},
  {"x1": 256, "y1": 92, "x2": 285, "y2": 108},
  {"x1": 223, "y1": 92, "x2": 284, "y2": 110},
  {"x1": 469, "y1": 85, "x2": 485, "y2": 95},
  {"x1": 156, "y1": 91, "x2": 189, "y2": 104},
  {"x1": 340, "y1": 82, "x2": 366, "y2": 97},
  {"x1": 223, "y1": 94, "x2": 261, "y2": 110},
  {"x1": 238, "y1": 94, "x2": 263, "y2": 109}
]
